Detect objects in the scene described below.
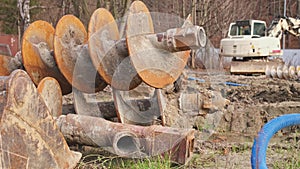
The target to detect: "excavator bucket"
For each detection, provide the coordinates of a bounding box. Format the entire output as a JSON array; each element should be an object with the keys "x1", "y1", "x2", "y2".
[{"x1": 0, "y1": 70, "x2": 81, "y2": 169}]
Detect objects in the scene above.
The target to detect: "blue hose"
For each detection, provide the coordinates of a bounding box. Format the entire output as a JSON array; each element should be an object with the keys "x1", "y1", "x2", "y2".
[{"x1": 251, "y1": 113, "x2": 300, "y2": 169}]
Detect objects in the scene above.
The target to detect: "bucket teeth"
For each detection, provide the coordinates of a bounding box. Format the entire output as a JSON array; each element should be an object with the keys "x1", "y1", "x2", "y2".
[
  {"x1": 265, "y1": 65, "x2": 271, "y2": 78},
  {"x1": 297, "y1": 65, "x2": 300, "y2": 79},
  {"x1": 276, "y1": 65, "x2": 283, "y2": 79},
  {"x1": 282, "y1": 65, "x2": 289, "y2": 79},
  {"x1": 288, "y1": 66, "x2": 296, "y2": 79},
  {"x1": 270, "y1": 65, "x2": 277, "y2": 78}
]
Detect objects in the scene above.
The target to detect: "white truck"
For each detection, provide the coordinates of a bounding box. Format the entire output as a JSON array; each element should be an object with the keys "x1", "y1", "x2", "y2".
[
  {"x1": 220, "y1": 17, "x2": 300, "y2": 76},
  {"x1": 220, "y1": 20, "x2": 283, "y2": 74}
]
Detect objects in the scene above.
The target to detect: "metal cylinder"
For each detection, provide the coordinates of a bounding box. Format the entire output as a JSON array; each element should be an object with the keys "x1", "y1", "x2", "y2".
[{"x1": 55, "y1": 113, "x2": 195, "y2": 164}]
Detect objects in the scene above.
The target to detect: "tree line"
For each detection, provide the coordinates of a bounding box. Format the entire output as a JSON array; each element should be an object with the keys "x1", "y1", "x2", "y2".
[{"x1": 0, "y1": 0, "x2": 299, "y2": 48}]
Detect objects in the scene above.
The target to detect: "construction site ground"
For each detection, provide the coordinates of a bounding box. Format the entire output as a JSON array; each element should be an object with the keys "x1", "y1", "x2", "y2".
[{"x1": 64, "y1": 69, "x2": 300, "y2": 168}]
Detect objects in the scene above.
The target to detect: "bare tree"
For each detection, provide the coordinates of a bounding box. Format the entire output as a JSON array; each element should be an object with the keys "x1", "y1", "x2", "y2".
[
  {"x1": 17, "y1": 0, "x2": 30, "y2": 50},
  {"x1": 298, "y1": 0, "x2": 300, "y2": 17},
  {"x1": 18, "y1": 0, "x2": 30, "y2": 31}
]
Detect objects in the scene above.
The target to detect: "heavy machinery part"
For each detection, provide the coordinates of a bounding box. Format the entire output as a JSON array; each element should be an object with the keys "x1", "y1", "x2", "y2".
[
  {"x1": 88, "y1": 8, "x2": 142, "y2": 91},
  {"x1": 73, "y1": 88, "x2": 116, "y2": 118},
  {"x1": 89, "y1": 5, "x2": 206, "y2": 90},
  {"x1": 56, "y1": 113, "x2": 195, "y2": 164},
  {"x1": 268, "y1": 17, "x2": 300, "y2": 39},
  {"x1": 0, "y1": 70, "x2": 81, "y2": 169},
  {"x1": 22, "y1": 20, "x2": 72, "y2": 95},
  {"x1": 0, "y1": 54, "x2": 22, "y2": 75},
  {"x1": 113, "y1": 87, "x2": 165, "y2": 125},
  {"x1": 54, "y1": 15, "x2": 107, "y2": 93},
  {"x1": 265, "y1": 64, "x2": 300, "y2": 80},
  {"x1": 0, "y1": 54, "x2": 11, "y2": 75},
  {"x1": 230, "y1": 60, "x2": 283, "y2": 74},
  {"x1": 68, "y1": 88, "x2": 166, "y2": 122},
  {"x1": 126, "y1": 1, "x2": 204, "y2": 88},
  {"x1": 37, "y1": 77, "x2": 62, "y2": 117}
]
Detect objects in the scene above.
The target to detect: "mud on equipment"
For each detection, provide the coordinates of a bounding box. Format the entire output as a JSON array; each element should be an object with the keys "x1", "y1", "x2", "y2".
[
  {"x1": 88, "y1": 1, "x2": 206, "y2": 91},
  {"x1": 251, "y1": 113, "x2": 300, "y2": 169},
  {"x1": 22, "y1": 20, "x2": 72, "y2": 95}
]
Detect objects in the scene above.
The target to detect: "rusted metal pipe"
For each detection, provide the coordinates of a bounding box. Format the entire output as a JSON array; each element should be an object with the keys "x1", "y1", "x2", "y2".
[
  {"x1": 146, "y1": 25, "x2": 207, "y2": 52},
  {"x1": 99, "y1": 24, "x2": 206, "y2": 56},
  {"x1": 56, "y1": 113, "x2": 195, "y2": 164}
]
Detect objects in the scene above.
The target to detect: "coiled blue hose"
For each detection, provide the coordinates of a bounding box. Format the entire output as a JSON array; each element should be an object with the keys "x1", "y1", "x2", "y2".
[{"x1": 251, "y1": 113, "x2": 300, "y2": 169}]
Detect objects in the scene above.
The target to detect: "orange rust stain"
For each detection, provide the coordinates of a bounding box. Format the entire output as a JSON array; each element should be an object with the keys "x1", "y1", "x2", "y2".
[{"x1": 0, "y1": 54, "x2": 11, "y2": 75}]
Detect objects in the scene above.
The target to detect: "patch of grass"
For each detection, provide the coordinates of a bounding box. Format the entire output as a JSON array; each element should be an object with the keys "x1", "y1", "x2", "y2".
[
  {"x1": 76, "y1": 154, "x2": 118, "y2": 169},
  {"x1": 273, "y1": 160, "x2": 300, "y2": 169},
  {"x1": 267, "y1": 132, "x2": 300, "y2": 169},
  {"x1": 76, "y1": 154, "x2": 181, "y2": 169}
]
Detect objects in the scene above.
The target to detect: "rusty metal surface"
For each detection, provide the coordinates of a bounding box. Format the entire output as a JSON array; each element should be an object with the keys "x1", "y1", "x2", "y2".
[
  {"x1": 37, "y1": 77, "x2": 62, "y2": 117},
  {"x1": 54, "y1": 15, "x2": 107, "y2": 93},
  {"x1": 0, "y1": 70, "x2": 81, "y2": 169},
  {"x1": 0, "y1": 54, "x2": 13, "y2": 76},
  {"x1": 146, "y1": 17, "x2": 206, "y2": 52},
  {"x1": 0, "y1": 53, "x2": 23, "y2": 76},
  {"x1": 56, "y1": 113, "x2": 195, "y2": 164},
  {"x1": 113, "y1": 87, "x2": 164, "y2": 126},
  {"x1": 126, "y1": 1, "x2": 190, "y2": 88},
  {"x1": 88, "y1": 8, "x2": 142, "y2": 90},
  {"x1": 22, "y1": 20, "x2": 72, "y2": 95}
]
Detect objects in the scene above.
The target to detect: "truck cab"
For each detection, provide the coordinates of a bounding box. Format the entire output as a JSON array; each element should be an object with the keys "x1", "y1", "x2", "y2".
[{"x1": 220, "y1": 20, "x2": 282, "y2": 59}]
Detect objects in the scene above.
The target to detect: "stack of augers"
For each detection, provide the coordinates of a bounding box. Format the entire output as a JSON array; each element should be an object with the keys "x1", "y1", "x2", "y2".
[{"x1": 0, "y1": 1, "x2": 207, "y2": 168}]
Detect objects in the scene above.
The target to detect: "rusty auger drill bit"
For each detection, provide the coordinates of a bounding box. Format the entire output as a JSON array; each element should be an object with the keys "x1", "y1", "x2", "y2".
[
  {"x1": 89, "y1": 4, "x2": 206, "y2": 90},
  {"x1": 87, "y1": 3, "x2": 206, "y2": 125},
  {"x1": 54, "y1": 15, "x2": 107, "y2": 93},
  {"x1": 22, "y1": 20, "x2": 72, "y2": 95},
  {"x1": 125, "y1": 1, "x2": 206, "y2": 89},
  {"x1": 0, "y1": 70, "x2": 81, "y2": 169}
]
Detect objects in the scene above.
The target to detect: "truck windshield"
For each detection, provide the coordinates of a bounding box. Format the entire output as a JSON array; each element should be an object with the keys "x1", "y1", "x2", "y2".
[{"x1": 229, "y1": 24, "x2": 251, "y2": 36}]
